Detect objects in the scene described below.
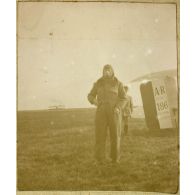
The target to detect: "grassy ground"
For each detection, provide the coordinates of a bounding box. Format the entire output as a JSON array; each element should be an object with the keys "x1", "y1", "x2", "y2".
[{"x1": 17, "y1": 108, "x2": 179, "y2": 193}]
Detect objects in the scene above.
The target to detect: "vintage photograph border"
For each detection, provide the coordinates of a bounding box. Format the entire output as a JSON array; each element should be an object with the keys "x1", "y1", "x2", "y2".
[{"x1": 16, "y1": 0, "x2": 180, "y2": 194}]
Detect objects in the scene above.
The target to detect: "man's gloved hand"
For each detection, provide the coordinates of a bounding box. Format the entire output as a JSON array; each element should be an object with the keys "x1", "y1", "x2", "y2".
[
  {"x1": 114, "y1": 107, "x2": 120, "y2": 114},
  {"x1": 93, "y1": 99, "x2": 98, "y2": 106}
]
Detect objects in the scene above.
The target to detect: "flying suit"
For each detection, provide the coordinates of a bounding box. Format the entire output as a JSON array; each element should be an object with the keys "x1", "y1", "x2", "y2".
[{"x1": 88, "y1": 65, "x2": 127, "y2": 162}]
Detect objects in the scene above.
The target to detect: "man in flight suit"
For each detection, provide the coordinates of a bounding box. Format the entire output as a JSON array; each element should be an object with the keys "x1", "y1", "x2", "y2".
[{"x1": 88, "y1": 64, "x2": 127, "y2": 164}]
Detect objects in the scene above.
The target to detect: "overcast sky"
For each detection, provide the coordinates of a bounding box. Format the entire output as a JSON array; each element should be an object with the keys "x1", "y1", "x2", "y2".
[{"x1": 18, "y1": 2, "x2": 177, "y2": 110}]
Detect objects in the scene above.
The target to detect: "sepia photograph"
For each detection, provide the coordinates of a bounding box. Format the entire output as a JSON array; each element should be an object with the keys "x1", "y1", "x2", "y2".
[{"x1": 17, "y1": 0, "x2": 179, "y2": 194}]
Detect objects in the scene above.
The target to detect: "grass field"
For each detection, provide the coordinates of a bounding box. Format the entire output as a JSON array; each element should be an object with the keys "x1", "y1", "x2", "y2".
[{"x1": 17, "y1": 107, "x2": 179, "y2": 193}]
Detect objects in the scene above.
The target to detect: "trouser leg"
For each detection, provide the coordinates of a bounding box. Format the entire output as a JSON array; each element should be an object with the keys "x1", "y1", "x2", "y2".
[
  {"x1": 124, "y1": 125, "x2": 128, "y2": 135},
  {"x1": 109, "y1": 108, "x2": 122, "y2": 162},
  {"x1": 123, "y1": 116, "x2": 129, "y2": 135},
  {"x1": 95, "y1": 106, "x2": 108, "y2": 162}
]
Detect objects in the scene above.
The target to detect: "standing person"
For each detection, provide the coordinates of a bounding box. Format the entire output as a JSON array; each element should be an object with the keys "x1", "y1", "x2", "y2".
[
  {"x1": 123, "y1": 86, "x2": 133, "y2": 135},
  {"x1": 87, "y1": 64, "x2": 127, "y2": 164}
]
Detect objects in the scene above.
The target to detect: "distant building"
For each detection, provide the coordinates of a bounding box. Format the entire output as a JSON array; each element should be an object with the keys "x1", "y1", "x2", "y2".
[{"x1": 48, "y1": 105, "x2": 66, "y2": 110}]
